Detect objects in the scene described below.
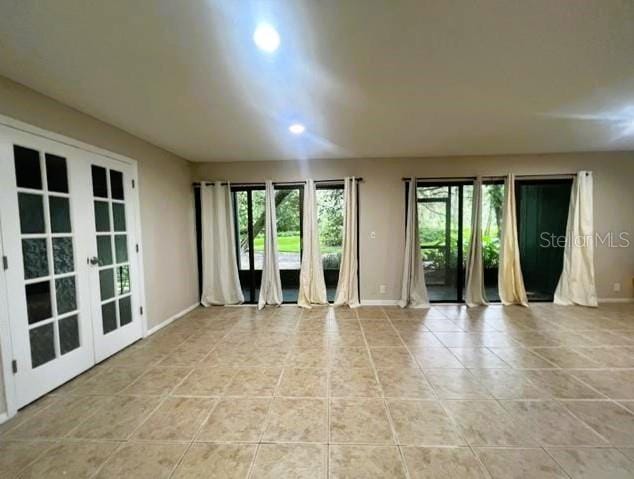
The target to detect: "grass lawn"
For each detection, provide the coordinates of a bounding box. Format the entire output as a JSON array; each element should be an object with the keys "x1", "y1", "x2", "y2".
[{"x1": 253, "y1": 235, "x2": 340, "y2": 254}]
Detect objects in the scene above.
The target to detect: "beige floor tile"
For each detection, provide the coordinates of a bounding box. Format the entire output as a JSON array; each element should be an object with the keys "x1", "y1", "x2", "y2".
[
  {"x1": 401, "y1": 446, "x2": 488, "y2": 479},
  {"x1": 330, "y1": 399, "x2": 394, "y2": 444},
  {"x1": 619, "y1": 447, "x2": 634, "y2": 461},
  {"x1": 369, "y1": 347, "x2": 418, "y2": 368},
  {"x1": 224, "y1": 368, "x2": 282, "y2": 397},
  {"x1": 444, "y1": 400, "x2": 539, "y2": 446},
  {"x1": 123, "y1": 366, "x2": 192, "y2": 395},
  {"x1": 286, "y1": 348, "x2": 329, "y2": 368},
  {"x1": 363, "y1": 331, "x2": 405, "y2": 347},
  {"x1": 399, "y1": 332, "x2": 446, "y2": 349},
  {"x1": 0, "y1": 440, "x2": 53, "y2": 477},
  {"x1": 387, "y1": 400, "x2": 465, "y2": 446},
  {"x1": 500, "y1": 400, "x2": 608, "y2": 446},
  {"x1": 95, "y1": 442, "x2": 187, "y2": 478},
  {"x1": 66, "y1": 366, "x2": 147, "y2": 395},
  {"x1": 546, "y1": 447, "x2": 634, "y2": 479},
  {"x1": 467, "y1": 369, "x2": 549, "y2": 399},
  {"x1": 331, "y1": 307, "x2": 358, "y2": 320},
  {"x1": 278, "y1": 368, "x2": 327, "y2": 397},
  {"x1": 0, "y1": 396, "x2": 58, "y2": 437},
  {"x1": 524, "y1": 370, "x2": 604, "y2": 399},
  {"x1": 433, "y1": 333, "x2": 486, "y2": 348},
  {"x1": 562, "y1": 401, "x2": 634, "y2": 445},
  {"x1": 449, "y1": 348, "x2": 510, "y2": 368},
  {"x1": 172, "y1": 443, "x2": 256, "y2": 479},
  {"x1": 376, "y1": 368, "x2": 435, "y2": 399},
  {"x1": 172, "y1": 367, "x2": 236, "y2": 396},
  {"x1": 7, "y1": 395, "x2": 109, "y2": 439},
  {"x1": 531, "y1": 347, "x2": 601, "y2": 368},
  {"x1": 411, "y1": 348, "x2": 465, "y2": 368},
  {"x1": 574, "y1": 347, "x2": 634, "y2": 367},
  {"x1": 476, "y1": 448, "x2": 567, "y2": 478},
  {"x1": 329, "y1": 347, "x2": 372, "y2": 368},
  {"x1": 133, "y1": 397, "x2": 216, "y2": 441},
  {"x1": 70, "y1": 395, "x2": 161, "y2": 439},
  {"x1": 263, "y1": 398, "x2": 327, "y2": 443},
  {"x1": 329, "y1": 445, "x2": 407, "y2": 478},
  {"x1": 571, "y1": 370, "x2": 634, "y2": 399},
  {"x1": 487, "y1": 347, "x2": 557, "y2": 368},
  {"x1": 251, "y1": 444, "x2": 326, "y2": 479},
  {"x1": 420, "y1": 319, "x2": 463, "y2": 333},
  {"x1": 18, "y1": 441, "x2": 118, "y2": 479},
  {"x1": 329, "y1": 368, "x2": 382, "y2": 397},
  {"x1": 355, "y1": 307, "x2": 388, "y2": 319},
  {"x1": 423, "y1": 369, "x2": 492, "y2": 399},
  {"x1": 197, "y1": 398, "x2": 271, "y2": 442}
]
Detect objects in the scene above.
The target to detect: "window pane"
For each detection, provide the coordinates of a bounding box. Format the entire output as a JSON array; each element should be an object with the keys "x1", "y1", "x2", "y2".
[
  {"x1": 114, "y1": 235, "x2": 128, "y2": 263},
  {"x1": 235, "y1": 191, "x2": 249, "y2": 270},
  {"x1": 251, "y1": 190, "x2": 265, "y2": 270},
  {"x1": 49, "y1": 196, "x2": 71, "y2": 233},
  {"x1": 482, "y1": 183, "x2": 504, "y2": 302},
  {"x1": 29, "y1": 323, "x2": 56, "y2": 368},
  {"x1": 56, "y1": 276, "x2": 77, "y2": 315},
  {"x1": 14, "y1": 145, "x2": 42, "y2": 190},
  {"x1": 18, "y1": 193, "x2": 45, "y2": 234},
  {"x1": 52, "y1": 237, "x2": 75, "y2": 274},
  {"x1": 317, "y1": 188, "x2": 344, "y2": 271},
  {"x1": 116, "y1": 265, "x2": 130, "y2": 295},
  {"x1": 119, "y1": 296, "x2": 132, "y2": 326},
  {"x1": 102, "y1": 301, "x2": 117, "y2": 334},
  {"x1": 112, "y1": 203, "x2": 126, "y2": 232},
  {"x1": 99, "y1": 268, "x2": 115, "y2": 300},
  {"x1": 94, "y1": 201, "x2": 110, "y2": 232},
  {"x1": 45, "y1": 154, "x2": 69, "y2": 193},
  {"x1": 59, "y1": 315, "x2": 80, "y2": 355},
  {"x1": 25, "y1": 281, "x2": 52, "y2": 324},
  {"x1": 276, "y1": 189, "x2": 301, "y2": 270},
  {"x1": 22, "y1": 239, "x2": 49, "y2": 279},
  {"x1": 91, "y1": 165, "x2": 108, "y2": 198},
  {"x1": 110, "y1": 170, "x2": 124, "y2": 200},
  {"x1": 97, "y1": 235, "x2": 113, "y2": 266}
]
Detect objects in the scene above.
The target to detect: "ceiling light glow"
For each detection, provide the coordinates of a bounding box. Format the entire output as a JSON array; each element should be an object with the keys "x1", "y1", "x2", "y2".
[
  {"x1": 253, "y1": 24, "x2": 280, "y2": 53},
  {"x1": 289, "y1": 123, "x2": 305, "y2": 135}
]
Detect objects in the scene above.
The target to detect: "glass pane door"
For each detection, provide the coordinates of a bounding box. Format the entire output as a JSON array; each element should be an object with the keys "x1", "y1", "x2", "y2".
[
  {"x1": 276, "y1": 186, "x2": 302, "y2": 303},
  {"x1": 88, "y1": 157, "x2": 142, "y2": 362},
  {"x1": 316, "y1": 186, "x2": 344, "y2": 302},
  {"x1": 0, "y1": 131, "x2": 94, "y2": 408}
]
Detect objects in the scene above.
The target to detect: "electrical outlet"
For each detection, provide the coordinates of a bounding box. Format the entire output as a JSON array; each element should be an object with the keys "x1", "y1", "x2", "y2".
[
  {"x1": 379, "y1": 284, "x2": 386, "y2": 294},
  {"x1": 613, "y1": 282, "x2": 622, "y2": 293},
  {"x1": 370, "y1": 231, "x2": 376, "y2": 239}
]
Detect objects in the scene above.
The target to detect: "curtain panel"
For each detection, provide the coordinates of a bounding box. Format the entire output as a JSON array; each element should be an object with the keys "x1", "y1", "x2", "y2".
[
  {"x1": 258, "y1": 181, "x2": 283, "y2": 309},
  {"x1": 334, "y1": 177, "x2": 360, "y2": 308},
  {"x1": 465, "y1": 178, "x2": 488, "y2": 307}
]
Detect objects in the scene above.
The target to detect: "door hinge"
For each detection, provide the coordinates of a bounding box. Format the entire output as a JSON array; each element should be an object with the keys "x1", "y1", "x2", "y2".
[
  {"x1": 132, "y1": 179, "x2": 136, "y2": 188},
  {"x1": 11, "y1": 360, "x2": 17, "y2": 374},
  {"x1": 139, "y1": 306, "x2": 144, "y2": 315},
  {"x1": 2, "y1": 256, "x2": 7, "y2": 270},
  {"x1": 135, "y1": 244, "x2": 139, "y2": 253}
]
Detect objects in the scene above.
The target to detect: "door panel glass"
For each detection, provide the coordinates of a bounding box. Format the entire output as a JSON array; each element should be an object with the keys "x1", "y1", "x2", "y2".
[
  {"x1": 481, "y1": 183, "x2": 504, "y2": 302},
  {"x1": 110, "y1": 170, "x2": 124, "y2": 200},
  {"x1": 45, "y1": 154, "x2": 69, "y2": 193},
  {"x1": 252, "y1": 190, "x2": 265, "y2": 270},
  {"x1": 119, "y1": 296, "x2": 132, "y2": 326},
  {"x1": 97, "y1": 235, "x2": 113, "y2": 266},
  {"x1": 91, "y1": 165, "x2": 108, "y2": 198},
  {"x1": 18, "y1": 193, "x2": 45, "y2": 234},
  {"x1": 316, "y1": 187, "x2": 344, "y2": 302},
  {"x1": 14, "y1": 145, "x2": 42, "y2": 189},
  {"x1": 94, "y1": 201, "x2": 110, "y2": 232},
  {"x1": 276, "y1": 187, "x2": 301, "y2": 302},
  {"x1": 102, "y1": 301, "x2": 117, "y2": 334},
  {"x1": 29, "y1": 323, "x2": 56, "y2": 368},
  {"x1": 114, "y1": 235, "x2": 128, "y2": 263},
  {"x1": 100, "y1": 269, "x2": 115, "y2": 300},
  {"x1": 25, "y1": 281, "x2": 52, "y2": 324},
  {"x1": 49, "y1": 196, "x2": 71, "y2": 233},
  {"x1": 55, "y1": 276, "x2": 77, "y2": 315},
  {"x1": 59, "y1": 315, "x2": 80, "y2": 355},
  {"x1": 22, "y1": 239, "x2": 49, "y2": 279},
  {"x1": 52, "y1": 238, "x2": 75, "y2": 274},
  {"x1": 116, "y1": 265, "x2": 131, "y2": 295},
  {"x1": 112, "y1": 203, "x2": 126, "y2": 231}
]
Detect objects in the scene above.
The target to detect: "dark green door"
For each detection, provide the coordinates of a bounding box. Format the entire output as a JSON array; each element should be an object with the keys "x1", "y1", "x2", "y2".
[{"x1": 516, "y1": 180, "x2": 572, "y2": 301}]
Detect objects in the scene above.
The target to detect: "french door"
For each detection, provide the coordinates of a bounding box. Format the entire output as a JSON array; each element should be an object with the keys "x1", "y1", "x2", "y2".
[{"x1": 0, "y1": 124, "x2": 142, "y2": 409}]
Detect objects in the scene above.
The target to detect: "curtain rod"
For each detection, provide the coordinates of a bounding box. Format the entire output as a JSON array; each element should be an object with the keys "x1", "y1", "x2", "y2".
[
  {"x1": 192, "y1": 177, "x2": 364, "y2": 187},
  {"x1": 402, "y1": 173, "x2": 578, "y2": 182}
]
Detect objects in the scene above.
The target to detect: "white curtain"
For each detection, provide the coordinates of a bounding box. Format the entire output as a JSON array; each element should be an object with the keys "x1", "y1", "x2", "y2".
[
  {"x1": 498, "y1": 174, "x2": 528, "y2": 306},
  {"x1": 465, "y1": 178, "x2": 488, "y2": 307},
  {"x1": 258, "y1": 181, "x2": 283, "y2": 309},
  {"x1": 398, "y1": 178, "x2": 429, "y2": 308},
  {"x1": 334, "y1": 177, "x2": 360, "y2": 308},
  {"x1": 200, "y1": 182, "x2": 244, "y2": 306},
  {"x1": 298, "y1": 179, "x2": 328, "y2": 308},
  {"x1": 554, "y1": 171, "x2": 598, "y2": 307}
]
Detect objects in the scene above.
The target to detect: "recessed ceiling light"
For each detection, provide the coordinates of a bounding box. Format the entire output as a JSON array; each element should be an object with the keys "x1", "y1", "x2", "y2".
[
  {"x1": 289, "y1": 123, "x2": 305, "y2": 135},
  {"x1": 253, "y1": 24, "x2": 280, "y2": 53}
]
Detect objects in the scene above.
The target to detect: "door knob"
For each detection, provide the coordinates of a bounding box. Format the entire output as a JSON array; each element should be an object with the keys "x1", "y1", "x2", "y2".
[{"x1": 88, "y1": 256, "x2": 99, "y2": 266}]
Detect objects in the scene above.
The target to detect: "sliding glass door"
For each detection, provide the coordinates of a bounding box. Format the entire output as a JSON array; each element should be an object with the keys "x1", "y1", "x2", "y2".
[{"x1": 316, "y1": 184, "x2": 344, "y2": 301}]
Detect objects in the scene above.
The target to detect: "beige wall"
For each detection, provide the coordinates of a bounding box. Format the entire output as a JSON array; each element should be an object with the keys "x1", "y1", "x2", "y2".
[
  {"x1": 193, "y1": 153, "x2": 634, "y2": 302},
  {"x1": 0, "y1": 76, "x2": 198, "y2": 415}
]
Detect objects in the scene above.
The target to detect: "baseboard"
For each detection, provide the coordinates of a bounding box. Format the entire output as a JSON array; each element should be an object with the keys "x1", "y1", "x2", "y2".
[
  {"x1": 0, "y1": 412, "x2": 8, "y2": 425},
  {"x1": 598, "y1": 298, "x2": 634, "y2": 304},
  {"x1": 360, "y1": 299, "x2": 400, "y2": 306},
  {"x1": 144, "y1": 302, "x2": 199, "y2": 337}
]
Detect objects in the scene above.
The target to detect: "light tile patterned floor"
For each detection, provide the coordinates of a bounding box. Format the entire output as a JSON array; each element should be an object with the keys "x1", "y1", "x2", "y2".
[{"x1": 1, "y1": 303, "x2": 634, "y2": 478}]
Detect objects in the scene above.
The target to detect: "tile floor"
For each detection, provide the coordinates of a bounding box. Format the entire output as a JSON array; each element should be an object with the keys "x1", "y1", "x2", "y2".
[{"x1": 1, "y1": 303, "x2": 634, "y2": 478}]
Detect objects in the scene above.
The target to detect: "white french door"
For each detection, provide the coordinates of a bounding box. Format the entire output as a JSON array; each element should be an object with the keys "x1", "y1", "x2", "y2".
[{"x1": 0, "y1": 124, "x2": 143, "y2": 409}]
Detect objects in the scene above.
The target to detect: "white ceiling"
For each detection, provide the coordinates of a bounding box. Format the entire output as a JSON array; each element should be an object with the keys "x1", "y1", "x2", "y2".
[{"x1": 1, "y1": 0, "x2": 633, "y2": 162}]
